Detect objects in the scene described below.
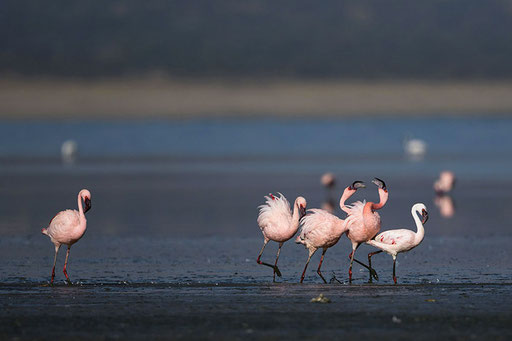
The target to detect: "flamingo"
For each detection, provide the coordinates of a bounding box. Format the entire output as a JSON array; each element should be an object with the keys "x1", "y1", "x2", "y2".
[
  {"x1": 344, "y1": 178, "x2": 389, "y2": 283},
  {"x1": 256, "y1": 193, "x2": 307, "y2": 282},
  {"x1": 41, "y1": 189, "x2": 92, "y2": 285},
  {"x1": 366, "y1": 203, "x2": 429, "y2": 284},
  {"x1": 320, "y1": 172, "x2": 336, "y2": 190},
  {"x1": 434, "y1": 170, "x2": 456, "y2": 194},
  {"x1": 295, "y1": 181, "x2": 368, "y2": 283}
]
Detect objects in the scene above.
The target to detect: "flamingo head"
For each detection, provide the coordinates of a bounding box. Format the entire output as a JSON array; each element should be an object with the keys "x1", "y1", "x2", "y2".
[
  {"x1": 421, "y1": 208, "x2": 429, "y2": 224},
  {"x1": 296, "y1": 196, "x2": 307, "y2": 218},
  {"x1": 372, "y1": 177, "x2": 387, "y2": 192},
  {"x1": 348, "y1": 180, "x2": 365, "y2": 192},
  {"x1": 80, "y1": 189, "x2": 92, "y2": 214}
]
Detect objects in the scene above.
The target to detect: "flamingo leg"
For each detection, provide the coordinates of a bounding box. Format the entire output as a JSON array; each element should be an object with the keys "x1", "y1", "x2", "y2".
[
  {"x1": 272, "y1": 243, "x2": 283, "y2": 282},
  {"x1": 256, "y1": 240, "x2": 282, "y2": 278},
  {"x1": 392, "y1": 256, "x2": 398, "y2": 284},
  {"x1": 50, "y1": 245, "x2": 59, "y2": 285},
  {"x1": 63, "y1": 246, "x2": 72, "y2": 285},
  {"x1": 348, "y1": 243, "x2": 359, "y2": 283},
  {"x1": 300, "y1": 248, "x2": 316, "y2": 283},
  {"x1": 316, "y1": 248, "x2": 328, "y2": 284},
  {"x1": 367, "y1": 250, "x2": 383, "y2": 283}
]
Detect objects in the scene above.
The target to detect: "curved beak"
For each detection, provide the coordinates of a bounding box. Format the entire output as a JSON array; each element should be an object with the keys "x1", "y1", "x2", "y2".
[
  {"x1": 372, "y1": 177, "x2": 387, "y2": 191},
  {"x1": 349, "y1": 181, "x2": 366, "y2": 190},
  {"x1": 421, "y1": 208, "x2": 429, "y2": 224},
  {"x1": 84, "y1": 197, "x2": 92, "y2": 214}
]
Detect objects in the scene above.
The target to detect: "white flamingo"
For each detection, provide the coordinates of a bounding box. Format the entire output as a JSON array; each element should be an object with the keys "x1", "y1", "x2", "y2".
[
  {"x1": 366, "y1": 203, "x2": 429, "y2": 284},
  {"x1": 257, "y1": 193, "x2": 307, "y2": 282}
]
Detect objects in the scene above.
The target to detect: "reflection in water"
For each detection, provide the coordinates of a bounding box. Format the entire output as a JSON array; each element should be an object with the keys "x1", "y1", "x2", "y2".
[
  {"x1": 435, "y1": 194, "x2": 456, "y2": 218},
  {"x1": 320, "y1": 173, "x2": 337, "y2": 213},
  {"x1": 433, "y1": 170, "x2": 456, "y2": 218}
]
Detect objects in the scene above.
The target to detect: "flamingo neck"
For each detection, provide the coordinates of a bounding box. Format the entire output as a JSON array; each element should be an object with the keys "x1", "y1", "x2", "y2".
[
  {"x1": 77, "y1": 192, "x2": 86, "y2": 222},
  {"x1": 339, "y1": 187, "x2": 354, "y2": 214},
  {"x1": 371, "y1": 189, "x2": 388, "y2": 210},
  {"x1": 412, "y1": 206, "x2": 425, "y2": 244},
  {"x1": 291, "y1": 201, "x2": 301, "y2": 230}
]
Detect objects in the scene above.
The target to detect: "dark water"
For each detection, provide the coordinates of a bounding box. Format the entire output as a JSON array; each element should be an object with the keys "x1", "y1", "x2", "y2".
[{"x1": 1, "y1": 117, "x2": 511, "y2": 339}]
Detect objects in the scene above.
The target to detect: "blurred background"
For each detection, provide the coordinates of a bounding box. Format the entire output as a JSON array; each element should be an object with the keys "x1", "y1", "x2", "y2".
[{"x1": 1, "y1": 0, "x2": 512, "y2": 284}]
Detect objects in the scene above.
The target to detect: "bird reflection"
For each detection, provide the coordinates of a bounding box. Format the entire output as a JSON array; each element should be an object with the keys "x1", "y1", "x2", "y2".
[
  {"x1": 320, "y1": 173, "x2": 336, "y2": 213},
  {"x1": 433, "y1": 170, "x2": 456, "y2": 218}
]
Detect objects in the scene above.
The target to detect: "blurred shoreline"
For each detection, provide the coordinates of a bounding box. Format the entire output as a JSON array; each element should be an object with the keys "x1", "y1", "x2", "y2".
[{"x1": 1, "y1": 78, "x2": 512, "y2": 119}]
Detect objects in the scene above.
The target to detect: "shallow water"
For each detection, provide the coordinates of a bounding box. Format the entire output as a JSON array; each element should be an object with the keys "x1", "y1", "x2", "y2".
[{"x1": 0, "y1": 117, "x2": 511, "y2": 339}]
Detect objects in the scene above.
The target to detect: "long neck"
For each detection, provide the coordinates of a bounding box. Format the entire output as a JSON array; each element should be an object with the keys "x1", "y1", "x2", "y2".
[
  {"x1": 291, "y1": 202, "x2": 301, "y2": 231},
  {"x1": 339, "y1": 187, "x2": 354, "y2": 214},
  {"x1": 77, "y1": 192, "x2": 86, "y2": 222},
  {"x1": 412, "y1": 207, "x2": 425, "y2": 244},
  {"x1": 371, "y1": 189, "x2": 388, "y2": 210}
]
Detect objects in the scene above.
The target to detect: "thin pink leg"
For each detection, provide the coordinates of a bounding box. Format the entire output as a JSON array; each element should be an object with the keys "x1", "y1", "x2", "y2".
[
  {"x1": 368, "y1": 250, "x2": 383, "y2": 283},
  {"x1": 50, "y1": 246, "x2": 59, "y2": 285},
  {"x1": 300, "y1": 248, "x2": 316, "y2": 283},
  {"x1": 316, "y1": 249, "x2": 328, "y2": 283},
  {"x1": 257, "y1": 240, "x2": 282, "y2": 278},
  {"x1": 272, "y1": 243, "x2": 283, "y2": 282},
  {"x1": 63, "y1": 246, "x2": 71, "y2": 284}
]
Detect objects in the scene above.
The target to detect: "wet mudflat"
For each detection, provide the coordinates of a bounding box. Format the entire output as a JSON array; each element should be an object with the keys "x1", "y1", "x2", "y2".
[{"x1": 1, "y1": 282, "x2": 511, "y2": 340}]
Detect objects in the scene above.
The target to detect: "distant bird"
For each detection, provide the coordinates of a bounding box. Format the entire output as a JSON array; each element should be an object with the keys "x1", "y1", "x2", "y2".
[
  {"x1": 344, "y1": 178, "x2": 389, "y2": 283},
  {"x1": 321, "y1": 172, "x2": 336, "y2": 190},
  {"x1": 366, "y1": 203, "x2": 429, "y2": 284},
  {"x1": 434, "y1": 170, "x2": 456, "y2": 194},
  {"x1": 61, "y1": 140, "x2": 77, "y2": 164},
  {"x1": 404, "y1": 136, "x2": 427, "y2": 159},
  {"x1": 42, "y1": 189, "x2": 92, "y2": 284},
  {"x1": 295, "y1": 181, "x2": 367, "y2": 283},
  {"x1": 257, "y1": 193, "x2": 307, "y2": 282}
]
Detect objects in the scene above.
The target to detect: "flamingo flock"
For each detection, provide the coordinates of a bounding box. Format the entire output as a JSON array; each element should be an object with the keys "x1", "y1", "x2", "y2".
[
  {"x1": 257, "y1": 177, "x2": 430, "y2": 284},
  {"x1": 40, "y1": 174, "x2": 435, "y2": 286}
]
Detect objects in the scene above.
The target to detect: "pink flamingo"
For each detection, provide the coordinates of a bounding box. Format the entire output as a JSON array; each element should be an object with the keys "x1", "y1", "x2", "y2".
[
  {"x1": 295, "y1": 181, "x2": 369, "y2": 283},
  {"x1": 344, "y1": 178, "x2": 388, "y2": 282},
  {"x1": 434, "y1": 170, "x2": 456, "y2": 194},
  {"x1": 257, "y1": 193, "x2": 307, "y2": 282},
  {"x1": 366, "y1": 203, "x2": 429, "y2": 284},
  {"x1": 41, "y1": 189, "x2": 91, "y2": 284}
]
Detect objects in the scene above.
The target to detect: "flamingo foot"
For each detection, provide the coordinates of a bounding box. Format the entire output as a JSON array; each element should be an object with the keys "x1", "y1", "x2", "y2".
[
  {"x1": 370, "y1": 268, "x2": 379, "y2": 281},
  {"x1": 317, "y1": 270, "x2": 327, "y2": 284},
  {"x1": 330, "y1": 272, "x2": 342, "y2": 284},
  {"x1": 273, "y1": 266, "x2": 282, "y2": 278}
]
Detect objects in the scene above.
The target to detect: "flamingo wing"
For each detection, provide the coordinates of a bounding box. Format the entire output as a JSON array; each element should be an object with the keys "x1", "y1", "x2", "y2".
[
  {"x1": 257, "y1": 193, "x2": 292, "y2": 232},
  {"x1": 373, "y1": 229, "x2": 415, "y2": 246}
]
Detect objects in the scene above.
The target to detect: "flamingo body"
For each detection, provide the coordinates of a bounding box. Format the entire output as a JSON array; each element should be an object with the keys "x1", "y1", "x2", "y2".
[
  {"x1": 256, "y1": 193, "x2": 307, "y2": 281},
  {"x1": 296, "y1": 208, "x2": 346, "y2": 250},
  {"x1": 258, "y1": 193, "x2": 304, "y2": 243},
  {"x1": 42, "y1": 189, "x2": 91, "y2": 284},
  {"x1": 295, "y1": 181, "x2": 365, "y2": 283},
  {"x1": 343, "y1": 178, "x2": 389, "y2": 282},
  {"x1": 42, "y1": 210, "x2": 86, "y2": 247},
  {"x1": 344, "y1": 200, "x2": 381, "y2": 243},
  {"x1": 366, "y1": 203, "x2": 428, "y2": 283}
]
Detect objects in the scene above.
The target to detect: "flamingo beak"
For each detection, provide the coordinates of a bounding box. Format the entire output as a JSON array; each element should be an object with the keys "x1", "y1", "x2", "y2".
[
  {"x1": 372, "y1": 177, "x2": 387, "y2": 191},
  {"x1": 299, "y1": 205, "x2": 306, "y2": 218},
  {"x1": 421, "y1": 209, "x2": 429, "y2": 224},
  {"x1": 84, "y1": 197, "x2": 92, "y2": 213},
  {"x1": 349, "y1": 181, "x2": 366, "y2": 190}
]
